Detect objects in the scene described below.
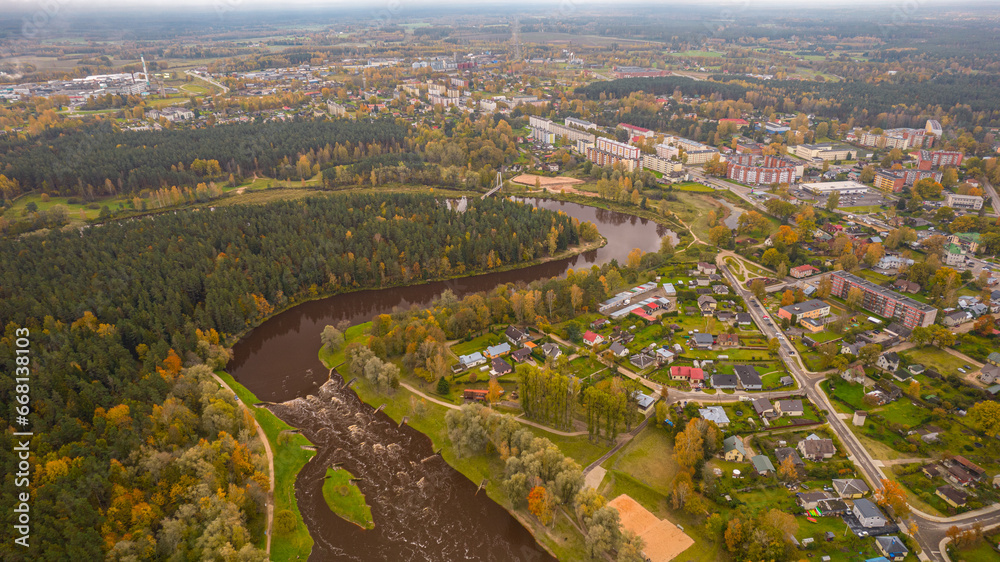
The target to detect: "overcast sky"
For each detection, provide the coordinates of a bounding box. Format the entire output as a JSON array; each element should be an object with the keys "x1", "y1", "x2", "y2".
[{"x1": 0, "y1": 0, "x2": 989, "y2": 9}]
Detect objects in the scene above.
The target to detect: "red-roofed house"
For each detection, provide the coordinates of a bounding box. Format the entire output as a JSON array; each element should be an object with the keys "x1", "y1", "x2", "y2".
[
  {"x1": 670, "y1": 366, "x2": 705, "y2": 381},
  {"x1": 790, "y1": 265, "x2": 820, "y2": 279},
  {"x1": 583, "y1": 331, "x2": 605, "y2": 346}
]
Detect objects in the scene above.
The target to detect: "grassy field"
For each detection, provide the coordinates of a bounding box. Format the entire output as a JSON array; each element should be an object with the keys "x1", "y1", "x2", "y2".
[
  {"x1": 321, "y1": 468, "x2": 374, "y2": 529},
  {"x1": 671, "y1": 50, "x2": 724, "y2": 58},
  {"x1": 217, "y1": 372, "x2": 316, "y2": 560},
  {"x1": 900, "y1": 347, "x2": 967, "y2": 376},
  {"x1": 671, "y1": 182, "x2": 716, "y2": 193}
]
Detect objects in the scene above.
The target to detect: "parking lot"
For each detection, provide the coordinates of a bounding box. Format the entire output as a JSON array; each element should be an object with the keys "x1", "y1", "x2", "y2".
[{"x1": 837, "y1": 193, "x2": 885, "y2": 208}]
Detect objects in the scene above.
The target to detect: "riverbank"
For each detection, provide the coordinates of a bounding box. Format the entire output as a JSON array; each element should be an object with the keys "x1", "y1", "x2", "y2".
[
  {"x1": 216, "y1": 372, "x2": 316, "y2": 560},
  {"x1": 224, "y1": 232, "x2": 607, "y2": 349}
]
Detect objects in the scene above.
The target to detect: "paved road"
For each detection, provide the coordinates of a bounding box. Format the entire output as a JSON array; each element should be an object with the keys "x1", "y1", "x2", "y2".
[
  {"x1": 185, "y1": 70, "x2": 229, "y2": 94},
  {"x1": 712, "y1": 252, "x2": 1000, "y2": 560}
]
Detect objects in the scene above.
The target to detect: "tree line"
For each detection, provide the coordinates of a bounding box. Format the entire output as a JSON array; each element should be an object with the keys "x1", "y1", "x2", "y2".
[{"x1": 0, "y1": 118, "x2": 408, "y2": 197}]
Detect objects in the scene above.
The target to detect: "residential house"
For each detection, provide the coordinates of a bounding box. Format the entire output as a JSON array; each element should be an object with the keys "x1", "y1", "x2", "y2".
[
  {"x1": 779, "y1": 376, "x2": 795, "y2": 387},
  {"x1": 655, "y1": 347, "x2": 675, "y2": 365},
  {"x1": 775, "y1": 399, "x2": 804, "y2": 416},
  {"x1": 797, "y1": 492, "x2": 834, "y2": 511},
  {"x1": 736, "y1": 313, "x2": 754, "y2": 327},
  {"x1": 633, "y1": 391, "x2": 656, "y2": 415},
  {"x1": 670, "y1": 366, "x2": 705, "y2": 384},
  {"x1": 877, "y1": 381, "x2": 903, "y2": 402},
  {"x1": 922, "y1": 464, "x2": 944, "y2": 479},
  {"x1": 735, "y1": 365, "x2": 763, "y2": 390},
  {"x1": 711, "y1": 374, "x2": 738, "y2": 390},
  {"x1": 946, "y1": 464, "x2": 975, "y2": 486},
  {"x1": 936, "y1": 485, "x2": 968, "y2": 508},
  {"x1": 832, "y1": 479, "x2": 870, "y2": 499},
  {"x1": 712, "y1": 284, "x2": 731, "y2": 295},
  {"x1": 943, "y1": 310, "x2": 971, "y2": 327},
  {"x1": 698, "y1": 295, "x2": 718, "y2": 315},
  {"x1": 691, "y1": 333, "x2": 715, "y2": 349},
  {"x1": 582, "y1": 331, "x2": 605, "y2": 346},
  {"x1": 485, "y1": 342, "x2": 511, "y2": 358},
  {"x1": 841, "y1": 363, "x2": 867, "y2": 384},
  {"x1": 752, "y1": 397, "x2": 774, "y2": 416},
  {"x1": 817, "y1": 499, "x2": 849, "y2": 516},
  {"x1": 511, "y1": 347, "x2": 533, "y2": 363},
  {"x1": 699, "y1": 406, "x2": 730, "y2": 427},
  {"x1": 590, "y1": 318, "x2": 608, "y2": 330},
  {"x1": 798, "y1": 436, "x2": 836, "y2": 461},
  {"x1": 724, "y1": 435, "x2": 747, "y2": 462},
  {"x1": 979, "y1": 365, "x2": 1000, "y2": 384},
  {"x1": 505, "y1": 325, "x2": 530, "y2": 345},
  {"x1": 540, "y1": 343, "x2": 562, "y2": 360},
  {"x1": 697, "y1": 262, "x2": 718, "y2": 275},
  {"x1": 875, "y1": 536, "x2": 909, "y2": 561},
  {"x1": 876, "y1": 352, "x2": 900, "y2": 372},
  {"x1": 491, "y1": 357, "x2": 513, "y2": 376},
  {"x1": 777, "y1": 299, "x2": 831, "y2": 322},
  {"x1": 852, "y1": 498, "x2": 887, "y2": 528},
  {"x1": 953, "y1": 456, "x2": 987, "y2": 482},
  {"x1": 841, "y1": 341, "x2": 864, "y2": 356},
  {"x1": 630, "y1": 353, "x2": 656, "y2": 370},
  {"x1": 790, "y1": 265, "x2": 820, "y2": 278},
  {"x1": 458, "y1": 352, "x2": 487, "y2": 368},
  {"x1": 775, "y1": 447, "x2": 805, "y2": 469},
  {"x1": 987, "y1": 352, "x2": 1000, "y2": 367},
  {"x1": 717, "y1": 333, "x2": 739, "y2": 347},
  {"x1": 892, "y1": 279, "x2": 920, "y2": 293},
  {"x1": 608, "y1": 342, "x2": 629, "y2": 358},
  {"x1": 716, "y1": 311, "x2": 736, "y2": 324},
  {"x1": 908, "y1": 425, "x2": 943, "y2": 443},
  {"x1": 751, "y1": 455, "x2": 776, "y2": 476}
]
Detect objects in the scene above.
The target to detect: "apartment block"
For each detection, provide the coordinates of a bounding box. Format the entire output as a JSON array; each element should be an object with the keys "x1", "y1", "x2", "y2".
[
  {"x1": 830, "y1": 271, "x2": 938, "y2": 328},
  {"x1": 945, "y1": 193, "x2": 984, "y2": 210},
  {"x1": 587, "y1": 137, "x2": 640, "y2": 171}
]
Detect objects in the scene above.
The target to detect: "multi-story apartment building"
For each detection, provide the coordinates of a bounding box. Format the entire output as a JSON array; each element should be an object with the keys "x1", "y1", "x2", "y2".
[
  {"x1": 726, "y1": 154, "x2": 797, "y2": 185},
  {"x1": 945, "y1": 193, "x2": 984, "y2": 210},
  {"x1": 586, "y1": 137, "x2": 640, "y2": 171},
  {"x1": 874, "y1": 170, "x2": 905, "y2": 192},
  {"x1": 830, "y1": 271, "x2": 938, "y2": 328},
  {"x1": 641, "y1": 154, "x2": 683, "y2": 174},
  {"x1": 916, "y1": 150, "x2": 964, "y2": 169}
]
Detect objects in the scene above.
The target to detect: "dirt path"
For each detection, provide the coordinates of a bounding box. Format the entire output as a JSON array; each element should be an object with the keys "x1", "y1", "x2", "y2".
[
  {"x1": 583, "y1": 417, "x2": 652, "y2": 475},
  {"x1": 399, "y1": 381, "x2": 589, "y2": 437},
  {"x1": 212, "y1": 373, "x2": 274, "y2": 555}
]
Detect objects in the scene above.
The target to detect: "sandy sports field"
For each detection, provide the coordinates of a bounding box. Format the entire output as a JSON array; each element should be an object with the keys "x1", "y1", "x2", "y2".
[
  {"x1": 511, "y1": 174, "x2": 585, "y2": 188},
  {"x1": 608, "y1": 494, "x2": 694, "y2": 562}
]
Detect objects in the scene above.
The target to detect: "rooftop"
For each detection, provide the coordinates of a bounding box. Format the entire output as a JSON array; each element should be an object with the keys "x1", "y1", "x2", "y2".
[{"x1": 831, "y1": 271, "x2": 936, "y2": 312}]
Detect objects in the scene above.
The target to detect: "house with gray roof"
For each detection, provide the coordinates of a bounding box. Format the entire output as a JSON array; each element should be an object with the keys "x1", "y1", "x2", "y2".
[
  {"x1": 699, "y1": 406, "x2": 730, "y2": 427},
  {"x1": 852, "y1": 498, "x2": 886, "y2": 528},
  {"x1": 875, "y1": 535, "x2": 909, "y2": 561},
  {"x1": 734, "y1": 365, "x2": 762, "y2": 390},
  {"x1": 711, "y1": 374, "x2": 738, "y2": 390},
  {"x1": 724, "y1": 435, "x2": 747, "y2": 462},
  {"x1": 751, "y1": 454, "x2": 776, "y2": 475}
]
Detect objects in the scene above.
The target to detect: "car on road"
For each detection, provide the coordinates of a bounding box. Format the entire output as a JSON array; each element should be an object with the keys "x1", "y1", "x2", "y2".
[{"x1": 763, "y1": 315, "x2": 769, "y2": 319}]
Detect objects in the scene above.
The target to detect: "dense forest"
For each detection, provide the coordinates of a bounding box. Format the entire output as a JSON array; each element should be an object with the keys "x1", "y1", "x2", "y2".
[
  {"x1": 0, "y1": 118, "x2": 408, "y2": 196},
  {"x1": 0, "y1": 193, "x2": 578, "y2": 560},
  {"x1": 576, "y1": 75, "x2": 1000, "y2": 128}
]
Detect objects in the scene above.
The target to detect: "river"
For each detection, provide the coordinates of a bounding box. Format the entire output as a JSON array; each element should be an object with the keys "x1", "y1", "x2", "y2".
[{"x1": 228, "y1": 198, "x2": 672, "y2": 561}]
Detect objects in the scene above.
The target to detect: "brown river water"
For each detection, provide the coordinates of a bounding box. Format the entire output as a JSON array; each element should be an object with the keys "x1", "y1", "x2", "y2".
[{"x1": 228, "y1": 198, "x2": 672, "y2": 560}]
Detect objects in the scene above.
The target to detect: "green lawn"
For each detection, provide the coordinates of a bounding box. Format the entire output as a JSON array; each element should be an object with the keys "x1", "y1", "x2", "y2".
[
  {"x1": 672, "y1": 182, "x2": 715, "y2": 193},
  {"x1": 900, "y1": 347, "x2": 966, "y2": 376},
  {"x1": 322, "y1": 468, "x2": 374, "y2": 529},
  {"x1": 875, "y1": 400, "x2": 930, "y2": 427},
  {"x1": 217, "y1": 372, "x2": 316, "y2": 560},
  {"x1": 950, "y1": 534, "x2": 1000, "y2": 561},
  {"x1": 450, "y1": 332, "x2": 507, "y2": 358}
]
